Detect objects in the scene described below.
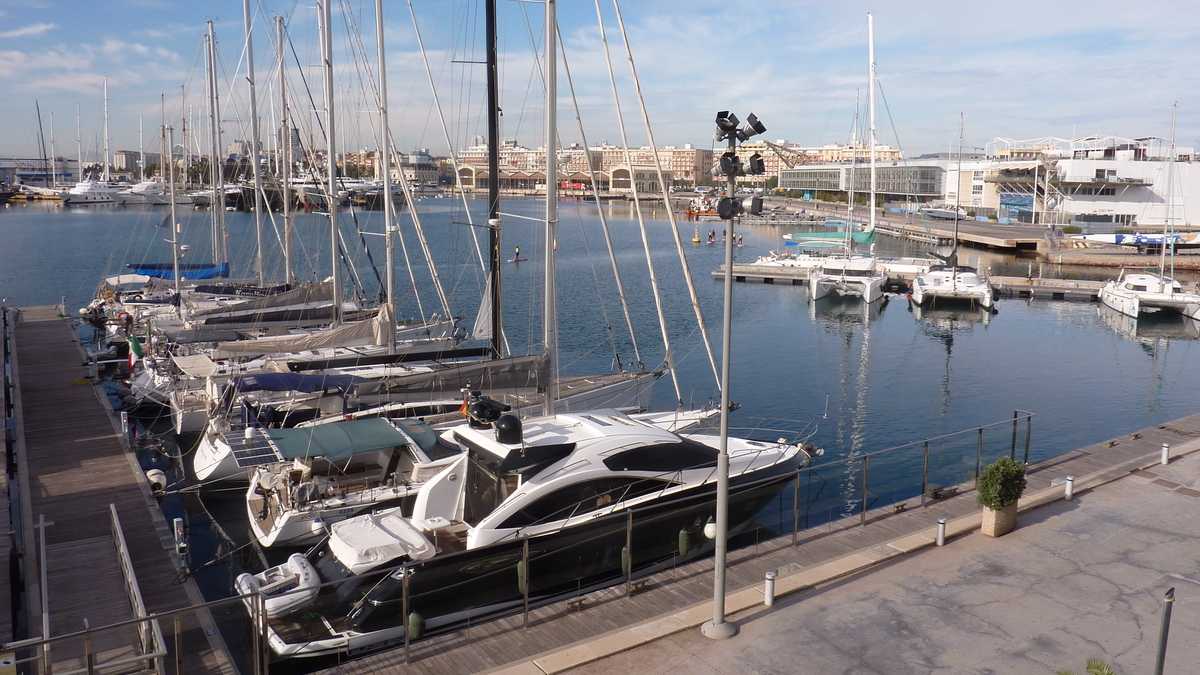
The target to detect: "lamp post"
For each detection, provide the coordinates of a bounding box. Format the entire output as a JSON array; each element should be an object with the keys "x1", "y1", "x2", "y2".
[{"x1": 702, "y1": 109, "x2": 766, "y2": 641}]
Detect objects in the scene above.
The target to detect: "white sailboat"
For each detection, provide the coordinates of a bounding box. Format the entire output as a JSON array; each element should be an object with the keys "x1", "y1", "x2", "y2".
[
  {"x1": 911, "y1": 114, "x2": 994, "y2": 310},
  {"x1": 1099, "y1": 103, "x2": 1200, "y2": 322},
  {"x1": 809, "y1": 13, "x2": 886, "y2": 304}
]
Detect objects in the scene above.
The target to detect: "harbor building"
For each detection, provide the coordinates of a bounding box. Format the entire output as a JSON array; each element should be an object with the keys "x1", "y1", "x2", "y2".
[
  {"x1": 113, "y1": 150, "x2": 160, "y2": 174},
  {"x1": 457, "y1": 141, "x2": 708, "y2": 188},
  {"x1": 0, "y1": 156, "x2": 80, "y2": 186},
  {"x1": 778, "y1": 135, "x2": 1199, "y2": 228}
]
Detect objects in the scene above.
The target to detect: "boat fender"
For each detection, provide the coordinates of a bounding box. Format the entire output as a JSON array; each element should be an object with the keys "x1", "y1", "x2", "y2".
[
  {"x1": 145, "y1": 468, "x2": 167, "y2": 493},
  {"x1": 407, "y1": 612, "x2": 424, "y2": 641},
  {"x1": 678, "y1": 528, "x2": 690, "y2": 557}
]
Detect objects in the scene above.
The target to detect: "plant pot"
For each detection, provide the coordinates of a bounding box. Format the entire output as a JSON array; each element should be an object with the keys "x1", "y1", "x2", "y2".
[{"x1": 981, "y1": 502, "x2": 1017, "y2": 537}]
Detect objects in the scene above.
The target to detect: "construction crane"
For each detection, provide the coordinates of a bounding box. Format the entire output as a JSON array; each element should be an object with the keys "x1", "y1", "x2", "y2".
[{"x1": 761, "y1": 140, "x2": 808, "y2": 169}]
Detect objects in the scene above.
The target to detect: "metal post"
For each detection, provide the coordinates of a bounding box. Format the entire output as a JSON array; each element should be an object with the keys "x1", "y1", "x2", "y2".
[
  {"x1": 860, "y1": 456, "x2": 870, "y2": 526},
  {"x1": 84, "y1": 632, "x2": 94, "y2": 675},
  {"x1": 261, "y1": 593, "x2": 270, "y2": 675},
  {"x1": 1154, "y1": 587, "x2": 1175, "y2": 675},
  {"x1": 1161, "y1": 442, "x2": 1170, "y2": 466},
  {"x1": 402, "y1": 564, "x2": 410, "y2": 664},
  {"x1": 701, "y1": 107, "x2": 738, "y2": 641},
  {"x1": 251, "y1": 594, "x2": 261, "y2": 675},
  {"x1": 521, "y1": 539, "x2": 530, "y2": 629},
  {"x1": 791, "y1": 470, "x2": 800, "y2": 546},
  {"x1": 625, "y1": 509, "x2": 633, "y2": 597},
  {"x1": 920, "y1": 441, "x2": 929, "y2": 507},
  {"x1": 936, "y1": 518, "x2": 946, "y2": 546},
  {"x1": 1023, "y1": 414, "x2": 1032, "y2": 464},
  {"x1": 763, "y1": 571, "x2": 776, "y2": 607},
  {"x1": 174, "y1": 616, "x2": 182, "y2": 675},
  {"x1": 38, "y1": 514, "x2": 51, "y2": 675},
  {"x1": 975, "y1": 427, "x2": 983, "y2": 487},
  {"x1": 1010, "y1": 411, "x2": 1018, "y2": 459},
  {"x1": 1065, "y1": 476, "x2": 1074, "y2": 501}
]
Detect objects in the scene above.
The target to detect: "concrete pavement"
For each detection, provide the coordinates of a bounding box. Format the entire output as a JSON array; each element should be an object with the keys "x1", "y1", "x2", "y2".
[{"x1": 571, "y1": 453, "x2": 1200, "y2": 674}]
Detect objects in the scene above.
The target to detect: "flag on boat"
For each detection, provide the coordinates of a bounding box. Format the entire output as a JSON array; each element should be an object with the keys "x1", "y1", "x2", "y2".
[{"x1": 128, "y1": 335, "x2": 143, "y2": 369}]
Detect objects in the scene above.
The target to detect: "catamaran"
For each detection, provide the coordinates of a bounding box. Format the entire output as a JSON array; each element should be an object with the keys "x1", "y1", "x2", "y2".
[
  {"x1": 910, "y1": 114, "x2": 993, "y2": 311},
  {"x1": 1099, "y1": 104, "x2": 1200, "y2": 323},
  {"x1": 809, "y1": 15, "x2": 887, "y2": 304}
]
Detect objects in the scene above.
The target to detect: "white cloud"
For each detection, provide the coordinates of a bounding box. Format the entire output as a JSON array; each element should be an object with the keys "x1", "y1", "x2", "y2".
[{"x1": 0, "y1": 22, "x2": 56, "y2": 38}]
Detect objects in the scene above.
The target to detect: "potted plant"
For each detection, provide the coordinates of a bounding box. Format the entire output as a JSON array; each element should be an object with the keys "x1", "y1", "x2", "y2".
[{"x1": 977, "y1": 457, "x2": 1027, "y2": 537}]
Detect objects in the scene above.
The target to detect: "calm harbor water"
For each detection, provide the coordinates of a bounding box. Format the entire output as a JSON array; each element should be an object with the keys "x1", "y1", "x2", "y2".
[{"x1": 6, "y1": 196, "x2": 1200, "y2": 664}]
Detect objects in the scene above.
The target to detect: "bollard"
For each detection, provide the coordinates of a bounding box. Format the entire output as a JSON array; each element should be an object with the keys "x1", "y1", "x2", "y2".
[
  {"x1": 173, "y1": 517, "x2": 187, "y2": 554},
  {"x1": 1154, "y1": 587, "x2": 1175, "y2": 675},
  {"x1": 936, "y1": 518, "x2": 946, "y2": 546},
  {"x1": 764, "y1": 570, "x2": 776, "y2": 608},
  {"x1": 1065, "y1": 476, "x2": 1074, "y2": 501},
  {"x1": 245, "y1": 426, "x2": 254, "y2": 440},
  {"x1": 120, "y1": 410, "x2": 129, "y2": 438},
  {"x1": 1161, "y1": 443, "x2": 1170, "y2": 466}
]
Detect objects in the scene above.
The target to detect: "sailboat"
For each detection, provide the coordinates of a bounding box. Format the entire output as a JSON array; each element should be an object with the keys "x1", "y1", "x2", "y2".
[
  {"x1": 910, "y1": 113, "x2": 993, "y2": 310},
  {"x1": 808, "y1": 13, "x2": 887, "y2": 304},
  {"x1": 233, "y1": 2, "x2": 810, "y2": 656},
  {"x1": 1099, "y1": 103, "x2": 1200, "y2": 322}
]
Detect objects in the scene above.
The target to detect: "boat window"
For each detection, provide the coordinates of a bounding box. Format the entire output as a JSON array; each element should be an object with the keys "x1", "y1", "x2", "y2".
[
  {"x1": 1126, "y1": 284, "x2": 1147, "y2": 292},
  {"x1": 824, "y1": 268, "x2": 877, "y2": 278},
  {"x1": 603, "y1": 440, "x2": 719, "y2": 472},
  {"x1": 499, "y1": 477, "x2": 676, "y2": 529}
]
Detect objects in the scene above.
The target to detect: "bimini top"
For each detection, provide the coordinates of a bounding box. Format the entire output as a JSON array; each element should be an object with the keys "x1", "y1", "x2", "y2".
[{"x1": 267, "y1": 418, "x2": 410, "y2": 461}]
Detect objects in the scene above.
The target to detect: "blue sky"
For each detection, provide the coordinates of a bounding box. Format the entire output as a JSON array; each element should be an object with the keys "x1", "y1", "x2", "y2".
[{"x1": 0, "y1": 0, "x2": 1196, "y2": 159}]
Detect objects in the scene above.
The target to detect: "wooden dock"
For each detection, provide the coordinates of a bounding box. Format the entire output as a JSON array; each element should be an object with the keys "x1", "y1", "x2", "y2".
[
  {"x1": 714, "y1": 262, "x2": 926, "y2": 287},
  {"x1": 990, "y1": 276, "x2": 1104, "y2": 300},
  {"x1": 3, "y1": 306, "x2": 235, "y2": 674},
  {"x1": 325, "y1": 411, "x2": 1200, "y2": 674}
]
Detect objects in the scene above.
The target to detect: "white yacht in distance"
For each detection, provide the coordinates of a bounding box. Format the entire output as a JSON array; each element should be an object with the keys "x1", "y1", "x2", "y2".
[
  {"x1": 65, "y1": 179, "x2": 119, "y2": 204},
  {"x1": 117, "y1": 179, "x2": 193, "y2": 205}
]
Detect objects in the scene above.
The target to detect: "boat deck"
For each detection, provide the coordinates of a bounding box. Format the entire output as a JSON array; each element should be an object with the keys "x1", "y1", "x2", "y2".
[
  {"x1": 6, "y1": 306, "x2": 235, "y2": 673},
  {"x1": 322, "y1": 412, "x2": 1200, "y2": 674}
]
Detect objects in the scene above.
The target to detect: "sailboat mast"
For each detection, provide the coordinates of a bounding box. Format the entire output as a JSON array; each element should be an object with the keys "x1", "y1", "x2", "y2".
[
  {"x1": 486, "y1": 0, "x2": 503, "y2": 357},
  {"x1": 953, "y1": 113, "x2": 964, "y2": 289},
  {"x1": 1160, "y1": 102, "x2": 1177, "y2": 280},
  {"x1": 167, "y1": 125, "x2": 181, "y2": 316},
  {"x1": 206, "y1": 22, "x2": 228, "y2": 267},
  {"x1": 243, "y1": 0, "x2": 265, "y2": 286},
  {"x1": 74, "y1": 104, "x2": 81, "y2": 182},
  {"x1": 374, "y1": 0, "x2": 395, "y2": 351},
  {"x1": 181, "y1": 86, "x2": 188, "y2": 189},
  {"x1": 138, "y1": 113, "x2": 144, "y2": 181},
  {"x1": 102, "y1": 79, "x2": 110, "y2": 182},
  {"x1": 543, "y1": 0, "x2": 558, "y2": 416},
  {"x1": 867, "y1": 12, "x2": 876, "y2": 235},
  {"x1": 320, "y1": 0, "x2": 342, "y2": 324},
  {"x1": 847, "y1": 93, "x2": 858, "y2": 253},
  {"x1": 49, "y1": 111, "x2": 56, "y2": 186},
  {"x1": 277, "y1": 16, "x2": 293, "y2": 285}
]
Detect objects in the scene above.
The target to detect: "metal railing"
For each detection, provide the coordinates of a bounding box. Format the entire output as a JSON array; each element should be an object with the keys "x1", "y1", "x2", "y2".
[{"x1": 109, "y1": 504, "x2": 167, "y2": 674}]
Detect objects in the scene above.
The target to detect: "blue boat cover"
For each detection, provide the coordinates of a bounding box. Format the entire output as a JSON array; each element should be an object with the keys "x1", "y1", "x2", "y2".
[
  {"x1": 231, "y1": 372, "x2": 367, "y2": 394},
  {"x1": 125, "y1": 262, "x2": 230, "y2": 280}
]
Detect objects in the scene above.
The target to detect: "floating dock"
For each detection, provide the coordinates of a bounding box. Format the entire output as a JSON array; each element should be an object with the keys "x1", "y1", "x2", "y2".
[{"x1": 1, "y1": 306, "x2": 235, "y2": 674}]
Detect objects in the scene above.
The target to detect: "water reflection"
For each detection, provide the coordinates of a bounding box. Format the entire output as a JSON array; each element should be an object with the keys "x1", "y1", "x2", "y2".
[
  {"x1": 808, "y1": 294, "x2": 884, "y2": 516},
  {"x1": 1097, "y1": 304, "x2": 1200, "y2": 346},
  {"x1": 910, "y1": 303, "x2": 992, "y2": 416}
]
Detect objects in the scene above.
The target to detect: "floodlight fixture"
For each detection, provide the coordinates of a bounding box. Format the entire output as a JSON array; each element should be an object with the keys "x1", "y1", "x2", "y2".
[
  {"x1": 746, "y1": 113, "x2": 766, "y2": 136},
  {"x1": 715, "y1": 110, "x2": 740, "y2": 140},
  {"x1": 747, "y1": 153, "x2": 766, "y2": 175},
  {"x1": 719, "y1": 151, "x2": 741, "y2": 177}
]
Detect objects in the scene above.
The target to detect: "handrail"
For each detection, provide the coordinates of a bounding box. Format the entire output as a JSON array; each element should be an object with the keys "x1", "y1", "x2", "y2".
[{"x1": 109, "y1": 503, "x2": 166, "y2": 674}]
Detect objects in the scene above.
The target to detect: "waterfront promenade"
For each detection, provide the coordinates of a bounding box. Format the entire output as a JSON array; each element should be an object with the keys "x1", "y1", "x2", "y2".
[{"x1": 576, "y1": 450, "x2": 1200, "y2": 674}]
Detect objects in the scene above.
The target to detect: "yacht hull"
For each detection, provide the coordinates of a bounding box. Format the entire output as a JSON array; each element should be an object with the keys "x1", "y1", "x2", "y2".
[{"x1": 261, "y1": 461, "x2": 799, "y2": 658}]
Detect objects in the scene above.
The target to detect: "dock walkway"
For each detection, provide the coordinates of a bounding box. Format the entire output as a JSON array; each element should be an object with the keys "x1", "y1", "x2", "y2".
[
  {"x1": 6, "y1": 306, "x2": 234, "y2": 673},
  {"x1": 327, "y1": 412, "x2": 1200, "y2": 674}
]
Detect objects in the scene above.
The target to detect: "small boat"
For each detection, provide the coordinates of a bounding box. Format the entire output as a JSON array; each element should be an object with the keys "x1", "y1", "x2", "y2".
[
  {"x1": 809, "y1": 256, "x2": 886, "y2": 303},
  {"x1": 911, "y1": 265, "x2": 993, "y2": 310},
  {"x1": 1099, "y1": 272, "x2": 1200, "y2": 319}
]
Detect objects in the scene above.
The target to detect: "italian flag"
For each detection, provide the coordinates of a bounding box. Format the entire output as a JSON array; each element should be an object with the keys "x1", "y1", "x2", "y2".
[{"x1": 128, "y1": 336, "x2": 144, "y2": 369}]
